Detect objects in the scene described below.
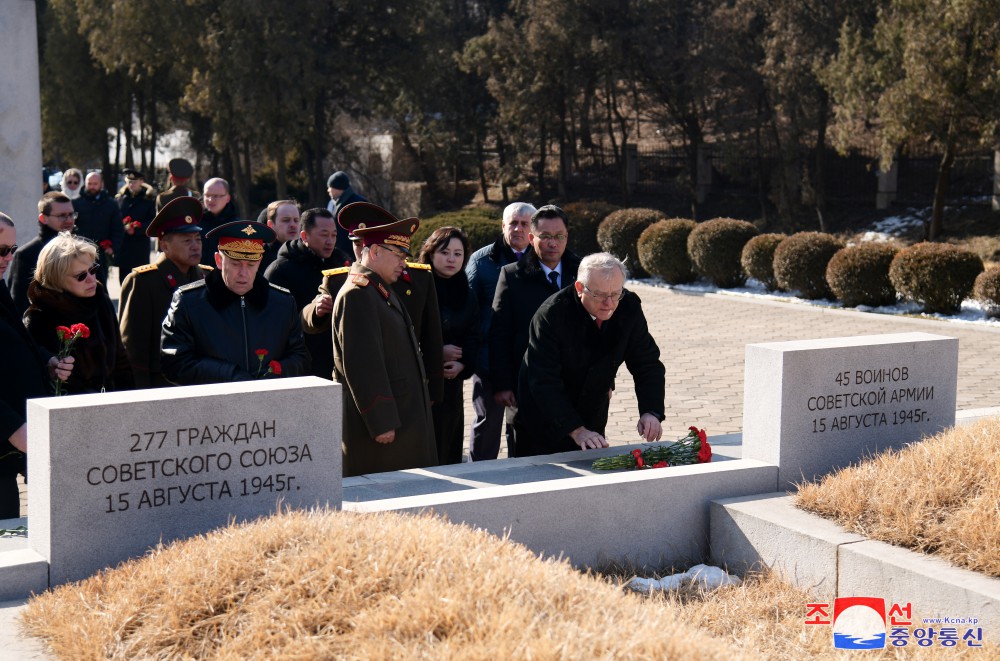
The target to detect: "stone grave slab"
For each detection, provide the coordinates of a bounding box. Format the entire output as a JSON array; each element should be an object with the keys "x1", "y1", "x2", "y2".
[
  {"x1": 28, "y1": 377, "x2": 341, "y2": 585},
  {"x1": 743, "y1": 332, "x2": 957, "y2": 487}
]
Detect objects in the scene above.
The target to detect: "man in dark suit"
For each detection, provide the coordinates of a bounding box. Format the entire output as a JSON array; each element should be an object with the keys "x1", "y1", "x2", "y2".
[
  {"x1": 513, "y1": 252, "x2": 665, "y2": 457},
  {"x1": 74, "y1": 172, "x2": 123, "y2": 286},
  {"x1": 9, "y1": 193, "x2": 77, "y2": 316},
  {"x1": 489, "y1": 205, "x2": 581, "y2": 455}
]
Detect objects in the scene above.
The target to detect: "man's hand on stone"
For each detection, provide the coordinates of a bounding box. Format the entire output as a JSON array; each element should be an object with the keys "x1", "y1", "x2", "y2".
[
  {"x1": 494, "y1": 390, "x2": 517, "y2": 407},
  {"x1": 374, "y1": 429, "x2": 396, "y2": 444},
  {"x1": 570, "y1": 426, "x2": 608, "y2": 450},
  {"x1": 313, "y1": 294, "x2": 333, "y2": 318},
  {"x1": 637, "y1": 413, "x2": 662, "y2": 442}
]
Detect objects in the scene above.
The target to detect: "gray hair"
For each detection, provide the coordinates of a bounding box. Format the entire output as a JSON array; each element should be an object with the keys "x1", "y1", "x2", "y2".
[
  {"x1": 502, "y1": 202, "x2": 536, "y2": 224},
  {"x1": 577, "y1": 252, "x2": 627, "y2": 285}
]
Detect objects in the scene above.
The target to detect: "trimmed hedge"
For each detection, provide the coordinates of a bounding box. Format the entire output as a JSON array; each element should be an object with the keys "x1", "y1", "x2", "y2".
[
  {"x1": 741, "y1": 233, "x2": 786, "y2": 291},
  {"x1": 772, "y1": 232, "x2": 844, "y2": 300},
  {"x1": 562, "y1": 201, "x2": 621, "y2": 257},
  {"x1": 825, "y1": 243, "x2": 899, "y2": 308},
  {"x1": 889, "y1": 242, "x2": 984, "y2": 314},
  {"x1": 597, "y1": 208, "x2": 665, "y2": 278},
  {"x1": 413, "y1": 208, "x2": 501, "y2": 254},
  {"x1": 973, "y1": 267, "x2": 1000, "y2": 318},
  {"x1": 687, "y1": 218, "x2": 758, "y2": 288},
  {"x1": 637, "y1": 219, "x2": 697, "y2": 284}
]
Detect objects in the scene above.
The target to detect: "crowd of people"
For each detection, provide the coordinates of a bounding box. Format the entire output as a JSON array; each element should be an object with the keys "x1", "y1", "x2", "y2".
[{"x1": 0, "y1": 158, "x2": 668, "y2": 513}]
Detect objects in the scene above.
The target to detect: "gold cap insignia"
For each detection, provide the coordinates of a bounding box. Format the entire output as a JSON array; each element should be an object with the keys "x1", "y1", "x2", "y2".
[
  {"x1": 241, "y1": 225, "x2": 257, "y2": 236},
  {"x1": 185, "y1": 215, "x2": 193, "y2": 223}
]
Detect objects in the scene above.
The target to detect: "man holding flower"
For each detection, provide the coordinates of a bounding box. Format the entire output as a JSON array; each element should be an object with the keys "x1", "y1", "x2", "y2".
[{"x1": 161, "y1": 220, "x2": 309, "y2": 385}]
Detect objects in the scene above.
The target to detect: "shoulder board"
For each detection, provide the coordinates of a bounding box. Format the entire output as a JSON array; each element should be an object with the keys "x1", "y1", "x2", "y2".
[
  {"x1": 178, "y1": 280, "x2": 207, "y2": 292},
  {"x1": 268, "y1": 282, "x2": 291, "y2": 295},
  {"x1": 405, "y1": 262, "x2": 431, "y2": 271},
  {"x1": 133, "y1": 263, "x2": 158, "y2": 274},
  {"x1": 322, "y1": 266, "x2": 351, "y2": 277},
  {"x1": 350, "y1": 273, "x2": 369, "y2": 287},
  {"x1": 198, "y1": 264, "x2": 214, "y2": 271}
]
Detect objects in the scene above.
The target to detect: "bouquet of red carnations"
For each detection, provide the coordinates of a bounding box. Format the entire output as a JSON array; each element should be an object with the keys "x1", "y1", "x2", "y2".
[{"x1": 591, "y1": 426, "x2": 711, "y2": 470}]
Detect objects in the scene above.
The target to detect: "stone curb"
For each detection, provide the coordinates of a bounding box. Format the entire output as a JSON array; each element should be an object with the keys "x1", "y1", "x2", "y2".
[{"x1": 709, "y1": 493, "x2": 1000, "y2": 630}]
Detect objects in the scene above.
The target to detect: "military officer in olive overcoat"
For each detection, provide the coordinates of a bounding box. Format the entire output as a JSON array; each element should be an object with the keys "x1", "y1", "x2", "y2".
[
  {"x1": 302, "y1": 202, "x2": 444, "y2": 401},
  {"x1": 118, "y1": 197, "x2": 211, "y2": 388},
  {"x1": 332, "y1": 208, "x2": 437, "y2": 476}
]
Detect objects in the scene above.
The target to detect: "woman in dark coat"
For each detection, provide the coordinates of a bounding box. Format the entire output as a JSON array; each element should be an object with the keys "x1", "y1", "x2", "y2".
[
  {"x1": 24, "y1": 233, "x2": 133, "y2": 394},
  {"x1": 0, "y1": 215, "x2": 74, "y2": 518},
  {"x1": 419, "y1": 227, "x2": 480, "y2": 464}
]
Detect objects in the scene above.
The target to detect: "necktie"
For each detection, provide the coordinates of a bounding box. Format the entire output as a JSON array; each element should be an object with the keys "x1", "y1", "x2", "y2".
[
  {"x1": 548, "y1": 271, "x2": 559, "y2": 289},
  {"x1": 514, "y1": 251, "x2": 523, "y2": 261},
  {"x1": 595, "y1": 318, "x2": 603, "y2": 329}
]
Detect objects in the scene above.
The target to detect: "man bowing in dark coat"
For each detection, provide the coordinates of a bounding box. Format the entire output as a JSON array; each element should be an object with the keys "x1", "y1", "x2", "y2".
[{"x1": 513, "y1": 252, "x2": 665, "y2": 457}]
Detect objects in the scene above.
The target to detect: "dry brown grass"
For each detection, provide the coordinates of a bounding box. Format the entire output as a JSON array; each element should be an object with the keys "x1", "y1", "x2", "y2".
[
  {"x1": 796, "y1": 418, "x2": 1000, "y2": 578},
  {"x1": 21, "y1": 509, "x2": 733, "y2": 660},
  {"x1": 20, "y1": 507, "x2": 993, "y2": 659}
]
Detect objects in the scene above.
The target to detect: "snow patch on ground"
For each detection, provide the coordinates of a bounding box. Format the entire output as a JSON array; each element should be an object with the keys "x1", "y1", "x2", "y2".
[{"x1": 627, "y1": 564, "x2": 742, "y2": 594}]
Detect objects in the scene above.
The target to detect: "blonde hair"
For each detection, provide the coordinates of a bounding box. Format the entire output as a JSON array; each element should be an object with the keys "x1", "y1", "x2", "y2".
[{"x1": 35, "y1": 233, "x2": 98, "y2": 291}]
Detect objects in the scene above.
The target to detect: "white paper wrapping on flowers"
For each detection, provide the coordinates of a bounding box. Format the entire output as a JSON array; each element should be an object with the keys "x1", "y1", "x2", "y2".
[{"x1": 627, "y1": 564, "x2": 741, "y2": 594}]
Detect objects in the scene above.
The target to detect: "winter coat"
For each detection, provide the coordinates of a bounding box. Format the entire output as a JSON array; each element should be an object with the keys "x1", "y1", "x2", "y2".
[
  {"x1": 264, "y1": 239, "x2": 350, "y2": 379},
  {"x1": 514, "y1": 286, "x2": 665, "y2": 457},
  {"x1": 161, "y1": 269, "x2": 310, "y2": 385},
  {"x1": 23, "y1": 280, "x2": 134, "y2": 394},
  {"x1": 465, "y1": 237, "x2": 521, "y2": 378}
]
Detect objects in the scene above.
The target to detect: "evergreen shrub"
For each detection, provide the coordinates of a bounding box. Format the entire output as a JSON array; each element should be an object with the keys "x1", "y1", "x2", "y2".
[
  {"x1": 637, "y1": 219, "x2": 697, "y2": 284},
  {"x1": 825, "y1": 243, "x2": 899, "y2": 308},
  {"x1": 772, "y1": 232, "x2": 844, "y2": 300},
  {"x1": 596, "y1": 208, "x2": 666, "y2": 277},
  {"x1": 973, "y1": 267, "x2": 1000, "y2": 318},
  {"x1": 413, "y1": 208, "x2": 500, "y2": 254},
  {"x1": 740, "y1": 233, "x2": 786, "y2": 291},
  {"x1": 686, "y1": 218, "x2": 758, "y2": 288},
  {"x1": 562, "y1": 201, "x2": 621, "y2": 257},
  {"x1": 888, "y1": 242, "x2": 984, "y2": 314}
]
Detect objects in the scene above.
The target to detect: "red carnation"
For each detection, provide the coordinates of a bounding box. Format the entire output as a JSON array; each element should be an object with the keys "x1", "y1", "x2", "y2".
[
  {"x1": 255, "y1": 349, "x2": 268, "y2": 358},
  {"x1": 268, "y1": 360, "x2": 282, "y2": 375},
  {"x1": 55, "y1": 326, "x2": 71, "y2": 341},
  {"x1": 631, "y1": 449, "x2": 642, "y2": 458},
  {"x1": 653, "y1": 461, "x2": 668, "y2": 468},
  {"x1": 122, "y1": 216, "x2": 133, "y2": 225},
  {"x1": 70, "y1": 323, "x2": 90, "y2": 339},
  {"x1": 698, "y1": 438, "x2": 712, "y2": 463},
  {"x1": 99, "y1": 239, "x2": 113, "y2": 252}
]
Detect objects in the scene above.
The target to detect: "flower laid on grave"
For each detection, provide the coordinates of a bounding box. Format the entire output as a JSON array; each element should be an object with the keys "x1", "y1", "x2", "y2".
[
  {"x1": 591, "y1": 426, "x2": 711, "y2": 470},
  {"x1": 254, "y1": 349, "x2": 280, "y2": 378},
  {"x1": 53, "y1": 323, "x2": 89, "y2": 395}
]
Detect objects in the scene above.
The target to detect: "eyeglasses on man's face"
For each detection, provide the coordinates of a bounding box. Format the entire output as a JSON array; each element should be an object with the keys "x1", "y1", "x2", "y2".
[
  {"x1": 535, "y1": 233, "x2": 567, "y2": 243},
  {"x1": 72, "y1": 263, "x2": 101, "y2": 282},
  {"x1": 582, "y1": 284, "x2": 625, "y2": 303},
  {"x1": 48, "y1": 212, "x2": 78, "y2": 221},
  {"x1": 380, "y1": 245, "x2": 407, "y2": 261},
  {"x1": 0, "y1": 244, "x2": 17, "y2": 257}
]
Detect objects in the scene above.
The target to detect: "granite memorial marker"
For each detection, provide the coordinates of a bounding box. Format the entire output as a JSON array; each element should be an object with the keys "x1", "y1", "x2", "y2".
[
  {"x1": 28, "y1": 377, "x2": 342, "y2": 584},
  {"x1": 742, "y1": 332, "x2": 957, "y2": 487}
]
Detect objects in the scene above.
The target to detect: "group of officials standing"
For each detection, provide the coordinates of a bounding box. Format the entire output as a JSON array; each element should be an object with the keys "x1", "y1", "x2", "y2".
[{"x1": 1, "y1": 161, "x2": 669, "y2": 506}]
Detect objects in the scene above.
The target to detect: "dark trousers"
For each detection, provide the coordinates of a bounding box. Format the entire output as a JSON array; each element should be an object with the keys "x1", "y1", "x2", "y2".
[
  {"x1": 468, "y1": 374, "x2": 514, "y2": 460},
  {"x1": 432, "y1": 378, "x2": 466, "y2": 465}
]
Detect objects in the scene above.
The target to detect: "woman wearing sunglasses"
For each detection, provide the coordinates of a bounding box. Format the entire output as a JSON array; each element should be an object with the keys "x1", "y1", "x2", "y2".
[{"x1": 23, "y1": 233, "x2": 133, "y2": 394}]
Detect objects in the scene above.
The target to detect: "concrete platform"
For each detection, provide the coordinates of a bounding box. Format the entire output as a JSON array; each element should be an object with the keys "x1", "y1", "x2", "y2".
[{"x1": 711, "y1": 493, "x2": 1000, "y2": 628}]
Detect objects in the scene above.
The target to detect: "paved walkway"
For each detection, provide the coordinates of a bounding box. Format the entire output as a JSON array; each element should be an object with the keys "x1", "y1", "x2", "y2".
[{"x1": 467, "y1": 282, "x2": 1000, "y2": 456}]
